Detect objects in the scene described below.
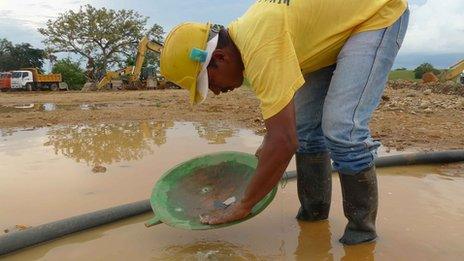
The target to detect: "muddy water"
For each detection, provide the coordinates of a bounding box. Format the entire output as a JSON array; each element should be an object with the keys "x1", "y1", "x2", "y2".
[
  {"x1": 0, "y1": 121, "x2": 253, "y2": 228},
  {"x1": 1, "y1": 122, "x2": 464, "y2": 260},
  {"x1": 0, "y1": 102, "x2": 118, "y2": 113}
]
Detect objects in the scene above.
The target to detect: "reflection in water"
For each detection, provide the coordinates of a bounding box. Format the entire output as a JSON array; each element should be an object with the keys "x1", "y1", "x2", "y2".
[
  {"x1": 295, "y1": 220, "x2": 375, "y2": 260},
  {"x1": 194, "y1": 121, "x2": 237, "y2": 144},
  {"x1": 41, "y1": 103, "x2": 57, "y2": 111},
  {"x1": 79, "y1": 103, "x2": 113, "y2": 110},
  {"x1": 42, "y1": 121, "x2": 241, "y2": 169},
  {"x1": 341, "y1": 243, "x2": 376, "y2": 261},
  {"x1": 0, "y1": 128, "x2": 15, "y2": 137},
  {"x1": 436, "y1": 162, "x2": 464, "y2": 178},
  {"x1": 0, "y1": 102, "x2": 117, "y2": 114},
  {"x1": 380, "y1": 164, "x2": 464, "y2": 179},
  {"x1": 43, "y1": 121, "x2": 174, "y2": 167},
  {"x1": 295, "y1": 221, "x2": 334, "y2": 260},
  {"x1": 153, "y1": 241, "x2": 261, "y2": 260}
]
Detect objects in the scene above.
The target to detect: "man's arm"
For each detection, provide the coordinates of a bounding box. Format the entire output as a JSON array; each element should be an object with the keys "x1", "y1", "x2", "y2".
[{"x1": 200, "y1": 99, "x2": 298, "y2": 225}]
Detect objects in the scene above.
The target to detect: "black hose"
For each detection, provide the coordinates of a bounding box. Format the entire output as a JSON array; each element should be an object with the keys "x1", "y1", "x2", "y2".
[
  {"x1": 0, "y1": 200, "x2": 150, "y2": 256},
  {"x1": 1, "y1": 150, "x2": 463, "y2": 256},
  {"x1": 284, "y1": 149, "x2": 464, "y2": 180}
]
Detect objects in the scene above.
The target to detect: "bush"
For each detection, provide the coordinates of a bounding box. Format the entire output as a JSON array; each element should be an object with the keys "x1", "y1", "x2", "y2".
[
  {"x1": 413, "y1": 63, "x2": 440, "y2": 79},
  {"x1": 52, "y1": 58, "x2": 86, "y2": 90}
]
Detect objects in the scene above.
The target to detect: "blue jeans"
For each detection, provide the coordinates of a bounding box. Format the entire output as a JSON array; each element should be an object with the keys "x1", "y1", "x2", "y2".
[{"x1": 295, "y1": 9, "x2": 409, "y2": 175}]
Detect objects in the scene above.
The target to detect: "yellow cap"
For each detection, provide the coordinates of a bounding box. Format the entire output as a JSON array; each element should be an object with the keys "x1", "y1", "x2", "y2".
[{"x1": 160, "y1": 22, "x2": 213, "y2": 104}]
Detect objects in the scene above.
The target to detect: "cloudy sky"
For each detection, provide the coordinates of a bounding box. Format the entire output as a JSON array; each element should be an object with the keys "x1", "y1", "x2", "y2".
[{"x1": 0, "y1": 0, "x2": 463, "y2": 69}]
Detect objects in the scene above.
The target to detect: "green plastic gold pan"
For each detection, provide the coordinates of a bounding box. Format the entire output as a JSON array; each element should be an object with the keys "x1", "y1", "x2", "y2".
[{"x1": 145, "y1": 151, "x2": 277, "y2": 230}]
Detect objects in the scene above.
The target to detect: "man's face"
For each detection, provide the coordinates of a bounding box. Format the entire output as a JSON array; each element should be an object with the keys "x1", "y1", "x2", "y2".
[{"x1": 207, "y1": 49, "x2": 244, "y2": 95}]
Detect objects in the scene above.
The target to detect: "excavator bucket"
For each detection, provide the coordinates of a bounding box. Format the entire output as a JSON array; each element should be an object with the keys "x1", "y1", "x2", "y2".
[{"x1": 146, "y1": 151, "x2": 277, "y2": 230}]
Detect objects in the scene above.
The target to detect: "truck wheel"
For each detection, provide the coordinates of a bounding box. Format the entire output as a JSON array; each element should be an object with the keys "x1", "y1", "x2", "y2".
[
  {"x1": 26, "y1": 83, "x2": 32, "y2": 91},
  {"x1": 50, "y1": 83, "x2": 59, "y2": 91}
]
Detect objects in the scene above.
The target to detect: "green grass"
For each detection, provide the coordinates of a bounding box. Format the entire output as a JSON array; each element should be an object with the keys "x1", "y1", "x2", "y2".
[{"x1": 388, "y1": 69, "x2": 418, "y2": 81}]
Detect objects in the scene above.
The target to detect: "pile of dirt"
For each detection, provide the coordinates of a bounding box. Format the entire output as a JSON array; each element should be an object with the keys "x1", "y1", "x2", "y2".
[
  {"x1": 372, "y1": 84, "x2": 464, "y2": 151},
  {"x1": 381, "y1": 86, "x2": 464, "y2": 113},
  {"x1": 389, "y1": 79, "x2": 464, "y2": 96},
  {"x1": 421, "y1": 72, "x2": 439, "y2": 83}
]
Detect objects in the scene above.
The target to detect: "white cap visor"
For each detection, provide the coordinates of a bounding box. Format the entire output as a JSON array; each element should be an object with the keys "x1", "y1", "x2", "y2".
[{"x1": 196, "y1": 34, "x2": 219, "y2": 103}]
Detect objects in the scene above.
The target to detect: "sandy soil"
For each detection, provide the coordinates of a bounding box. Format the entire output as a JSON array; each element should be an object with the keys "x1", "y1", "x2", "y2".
[{"x1": 1, "y1": 81, "x2": 463, "y2": 151}]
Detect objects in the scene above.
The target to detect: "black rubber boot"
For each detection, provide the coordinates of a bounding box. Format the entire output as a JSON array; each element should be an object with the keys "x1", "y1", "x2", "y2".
[
  {"x1": 296, "y1": 152, "x2": 332, "y2": 221},
  {"x1": 339, "y1": 166, "x2": 378, "y2": 245}
]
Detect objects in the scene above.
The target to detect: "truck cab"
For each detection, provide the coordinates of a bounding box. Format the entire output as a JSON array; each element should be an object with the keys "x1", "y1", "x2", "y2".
[{"x1": 11, "y1": 70, "x2": 34, "y2": 91}]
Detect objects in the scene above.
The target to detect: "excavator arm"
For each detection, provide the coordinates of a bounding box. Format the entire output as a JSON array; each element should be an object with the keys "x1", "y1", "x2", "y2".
[
  {"x1": 96, "y1": 71, "x2": 121, "y2": 90},
  {"x1": 96, "y1": 36, "x2": 163, "y2": 90},
  {"x1": 131, "y1": 36, "x2": 163, "y2": 82},
  {"x1": 440, "y1": 59, "x2": 464, "y2": 82}
]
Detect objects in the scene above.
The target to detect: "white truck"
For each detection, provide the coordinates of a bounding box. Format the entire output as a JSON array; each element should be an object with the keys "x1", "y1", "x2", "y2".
[{"x1": 10, "y1": 68, "x2": 67, "y2": 91}]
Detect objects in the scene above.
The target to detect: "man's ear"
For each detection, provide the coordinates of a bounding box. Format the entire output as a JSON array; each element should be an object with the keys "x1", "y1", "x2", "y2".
[{"x1": 211, "y1": 49, "x2": 226, "y2": 63}]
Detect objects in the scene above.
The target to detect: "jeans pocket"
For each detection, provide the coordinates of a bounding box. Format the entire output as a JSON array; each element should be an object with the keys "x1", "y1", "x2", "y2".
[{"x1": 396, "y1": 9, "x2": 410, "y2": 48}]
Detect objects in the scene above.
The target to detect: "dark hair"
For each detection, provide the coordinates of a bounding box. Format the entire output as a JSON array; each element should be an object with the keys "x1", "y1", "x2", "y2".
[{"x1": 216, "y1": 28, "x2": 232, "y2": 49}]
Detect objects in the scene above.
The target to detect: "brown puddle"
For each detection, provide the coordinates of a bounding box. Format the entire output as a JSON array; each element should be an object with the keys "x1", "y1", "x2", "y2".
[
  {"x1": 0, "y1": 102, "x2": 118, "y2": 113},
  {"x1": 1, "y1": 122, "x2": 463, "y2": 260}
]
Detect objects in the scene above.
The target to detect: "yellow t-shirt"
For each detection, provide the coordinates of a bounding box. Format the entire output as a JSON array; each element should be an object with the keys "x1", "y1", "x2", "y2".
[{"x1": 228, "y1": 0, "x2": 407, "y2": 119}]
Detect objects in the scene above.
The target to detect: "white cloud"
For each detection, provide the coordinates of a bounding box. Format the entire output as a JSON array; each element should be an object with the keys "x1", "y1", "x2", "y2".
[
  {"x1": 0, "y1": 0, "x2": 100, "y2": 47},
  {"x1": 401, "y1": 0, "x2": 464, "y2": 54}
]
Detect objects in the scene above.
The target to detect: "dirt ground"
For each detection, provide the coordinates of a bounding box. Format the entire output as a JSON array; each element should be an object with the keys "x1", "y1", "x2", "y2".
[{"x1": 1, "y1": 81, "x2": 463, "y2": 151}]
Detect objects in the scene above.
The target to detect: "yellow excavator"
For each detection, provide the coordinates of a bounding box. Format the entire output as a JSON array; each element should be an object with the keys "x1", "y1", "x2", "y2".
[
  {"x1": 96, "y1": 36, "x2": 165, "y2": 90},
  {"x1": 439, "y1": 59, "x2": 464, "y2": 84}
]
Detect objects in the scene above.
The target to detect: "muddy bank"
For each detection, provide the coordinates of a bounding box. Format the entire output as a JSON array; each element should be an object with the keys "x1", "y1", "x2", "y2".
[{"x1": 0, "y1": 82, "x2": 463, "y2": 151}]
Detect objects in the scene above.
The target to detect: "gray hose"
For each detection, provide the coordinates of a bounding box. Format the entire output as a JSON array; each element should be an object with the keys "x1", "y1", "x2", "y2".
[
  {"x1": 0, "y1": 200, "x2": 150, "y2": 256},
  {"x1": 284, "y1": 149, "x2": 464, "y2": 179},
  {"x1": 1, "y1": 150, "x2": 464, "y2": 256}
]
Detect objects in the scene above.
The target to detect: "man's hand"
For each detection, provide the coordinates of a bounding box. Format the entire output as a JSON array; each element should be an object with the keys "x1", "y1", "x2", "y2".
[
  {"x1": 200, "y1": 201, "x2": 252, "y2": 225},
  {"x1": 199, "y1": 99, "x2": 298, "y2": 226}
]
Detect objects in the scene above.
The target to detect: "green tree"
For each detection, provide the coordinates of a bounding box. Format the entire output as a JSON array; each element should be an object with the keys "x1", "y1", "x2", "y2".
[
  {"x1": 0, "y1": 38, "x2": 14, "y2": 57},
  {"x1": 52, "y1": 58, "x2": 86, "y2": 90},
  {"x1": 38, "y1": 5, "x2": 165, "y2": 81},
  {"x1": 0, "y1": 38, "x2": 45, "y2": 71},
  {"x1": 414, "y1": 62, "x2": 441, "y2": 79}
]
